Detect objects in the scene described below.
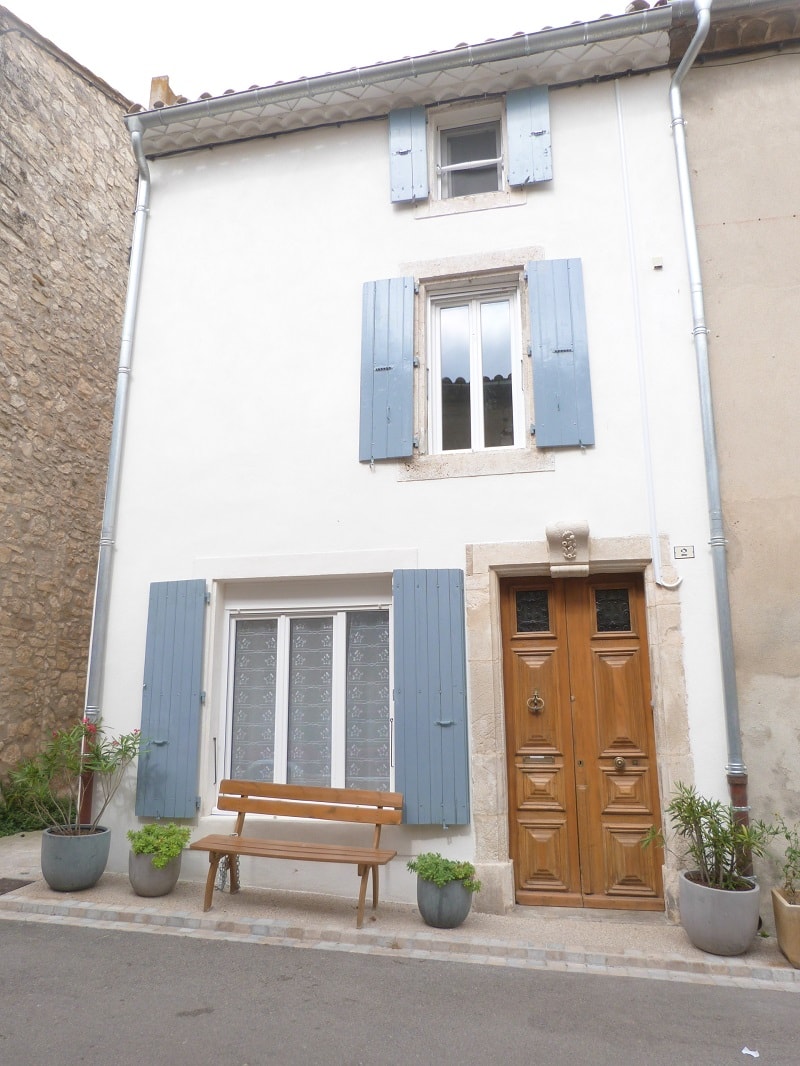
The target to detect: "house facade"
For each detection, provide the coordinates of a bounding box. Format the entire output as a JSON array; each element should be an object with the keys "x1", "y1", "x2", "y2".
[
  {"x1": 91, "y1": 0, "x2": 790, "y2": 915},
  {"x1": 0, "y1": 7, "x2": 133, "y2": 778}
]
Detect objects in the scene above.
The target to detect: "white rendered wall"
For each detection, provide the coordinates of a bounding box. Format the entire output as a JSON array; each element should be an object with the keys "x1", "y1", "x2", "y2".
[{"x1": 98, "y1": 72, "x2": 730, "y2": 898}]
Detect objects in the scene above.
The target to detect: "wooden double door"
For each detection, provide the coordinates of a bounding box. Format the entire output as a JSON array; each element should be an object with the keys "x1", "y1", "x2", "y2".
[{"x1": 501, "y1": 574, "x2": 663, "y2": 909}]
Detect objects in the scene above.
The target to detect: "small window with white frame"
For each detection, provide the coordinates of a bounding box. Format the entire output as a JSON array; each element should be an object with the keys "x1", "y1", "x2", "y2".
[
  {"x1": 225, "y1": 606, "x2": 391, "y2": 790},
  {"x1": 433, "y1": 101, "x2": 506, "y2": 201},
  {"x1": 426, "y1": 275, "x2": 525, "y2": 453}
]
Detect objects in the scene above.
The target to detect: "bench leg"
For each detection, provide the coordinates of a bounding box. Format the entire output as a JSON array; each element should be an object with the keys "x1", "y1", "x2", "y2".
[
  {"x1": 356, "y1": 864, "x2": 371, "y2": 929},
  {"x1": 372, "y1": 865, "x2": 379, "y2": 910},
  {"x1": 204, "y1": 853, "x2": 222, "y2": 911}
]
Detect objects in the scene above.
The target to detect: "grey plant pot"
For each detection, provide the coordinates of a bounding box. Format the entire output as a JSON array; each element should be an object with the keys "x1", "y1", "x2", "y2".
[
  {"x1": 416, "y1": 877, "x2": 473, "y2": 929},
  {"x1": 678, "y1": 870, "x2": 760, "y2": 956},
  {"x1": 41, "y1": 825, "x2": 111, "y2": 892},
  {"x1": 128, "y1": 851, "x2": 183, "y2": 897}
]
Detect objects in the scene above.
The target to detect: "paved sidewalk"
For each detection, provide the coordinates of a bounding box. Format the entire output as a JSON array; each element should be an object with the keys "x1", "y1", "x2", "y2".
[{"x1": 1, "y1": 830, "x2": 797, "y2": 991}]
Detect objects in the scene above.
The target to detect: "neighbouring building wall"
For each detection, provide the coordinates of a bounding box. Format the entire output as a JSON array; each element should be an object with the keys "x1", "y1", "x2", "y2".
[
  {"x1": 0, "y1": 8, "x2": 134, "y2": 776},
  {"x1": 683, "y1": 52, "x2": 800, "y2": 827}
]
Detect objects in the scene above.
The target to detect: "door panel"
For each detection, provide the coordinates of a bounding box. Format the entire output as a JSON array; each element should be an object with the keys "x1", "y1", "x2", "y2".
[{"x1": 501, "y1": 575, "x2": 663, "y2": 910}]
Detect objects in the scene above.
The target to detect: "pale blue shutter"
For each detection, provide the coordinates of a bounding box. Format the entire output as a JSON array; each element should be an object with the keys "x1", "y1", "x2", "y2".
[
  {"x1": 388, "y1": 107, "x2": 429, "y2": 203},
  {"x1": 359, "y1": 277, "x2": 415, "y2": 462},
  {"x1": 527, "y1": 258, "x2": 594, "y2": 447},
  {"x1": 393, "y1": 569, "x2": 470, "y2": 826},
  {"x1": 136, "y1": 579, "x2": 206, "y2": 819},
  {"x1": 507, "y1": 86, "x2": 552, "y2": 186}
]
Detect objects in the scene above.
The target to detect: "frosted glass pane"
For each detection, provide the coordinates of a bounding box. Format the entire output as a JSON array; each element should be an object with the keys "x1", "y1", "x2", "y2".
[
  {"x1": 230, "y1": 619, "x2": 278, "y2": 781},
  {"x1": 287, "y1": 617, "x2": 332, "y2": 785},
  {"x1": 345, "y1": 611, "x2": 390, "y2": 790}
]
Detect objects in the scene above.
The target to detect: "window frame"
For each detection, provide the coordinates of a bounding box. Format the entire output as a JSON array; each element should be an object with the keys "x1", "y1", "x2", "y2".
[
  {"x1": 220, "y1": 597, "x2": 394, "y2": 791},
  {"x1": 425, "y1": 273, "x2": 527, "y2": 456},
  {"x1": 431, "y1": 100, "x2": 508, "y2": 203}
]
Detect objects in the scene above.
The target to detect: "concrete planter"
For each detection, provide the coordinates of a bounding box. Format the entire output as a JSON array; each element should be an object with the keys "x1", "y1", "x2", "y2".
[
  {"x1": 128, "y1": 851, "x2": 182, "y2": 897},
  {"x1": 771, "y1": 887, "x2": 800, "y2": 968},
  {"x1": 41, "y1": 825, "x2": 111, "y2": 892},
  {"x1": 416, "y1": 877, "x2": 473, "y2": 929},
  {"x1": 678, "y1": 870, "x2": 760, "y2": 956}
]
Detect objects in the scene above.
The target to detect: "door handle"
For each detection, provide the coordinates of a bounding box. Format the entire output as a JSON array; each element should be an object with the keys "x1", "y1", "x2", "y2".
[
  {"x1": 527, "y1": 691, "x2": 545, "y2": 714},
  {"x1": 614, "y1": 756, "x2": 626, "y2": 772}
]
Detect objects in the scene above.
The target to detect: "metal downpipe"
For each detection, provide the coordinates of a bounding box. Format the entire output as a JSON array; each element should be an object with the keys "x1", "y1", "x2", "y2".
[
  {"x1": 84, "y1": 131, "x2": 151, "y2": 725},
  {"x1": 669, "y1": 0, "x2": 747, "y2": 807}
]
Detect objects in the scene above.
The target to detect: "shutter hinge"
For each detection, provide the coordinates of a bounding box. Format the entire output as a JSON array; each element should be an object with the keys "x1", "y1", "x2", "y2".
[
  {"x1": 204, "y1": 591, "x2": 211, "y2": 605},
  {"x1": 200, "y1": 690, "x2": 207, "y2": 704},
  {"x1": 413, "y1": 356, "x2": 420, "y2": 367},
  {"x1": 530, "y1": 423, "x2": 536, "y2": 437},
  {"x1": 195, "y1": 796, "x2": 201, "y2": 811},
  {"x1": 413, "y1": 436, "x2": 419, "y2": 449},
  {"x1": 526, "y1": 343, "x2": 532, "y2": 358},
  {"x1": 414, "y1": 281, "x2": 420, "y2": 295}
]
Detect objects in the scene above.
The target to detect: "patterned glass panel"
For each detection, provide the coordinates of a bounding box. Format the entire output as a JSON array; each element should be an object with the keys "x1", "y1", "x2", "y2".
[
  {"x1": 345, "y1": 611, "x2": 390, "y2": 790},
  {"x1": 516, "y1": 589, "x2": 550, "y2": 633},
  {"x1": 287, "y1": 617, "x2": 332, "y2": 785},
  {"x1": 230, "y1": 619, "x2": 278, "y2": 781},
  {"x1": 595, "y1": 588, "x2": 632, "y2": 632}
]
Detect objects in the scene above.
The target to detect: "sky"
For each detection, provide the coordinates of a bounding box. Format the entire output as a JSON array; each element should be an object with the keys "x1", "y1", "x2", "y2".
[{"x1": 5, "y1": 0, "x2": 627, "y2": 104}]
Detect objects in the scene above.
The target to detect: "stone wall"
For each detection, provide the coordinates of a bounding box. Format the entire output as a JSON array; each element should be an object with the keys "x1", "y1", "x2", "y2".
[
  {"x1": 683, "y1": 52, "x2": 800, "y2": 827},
  {"x1": 0, "y1": 8, "x2": 135, "y2": 776}
]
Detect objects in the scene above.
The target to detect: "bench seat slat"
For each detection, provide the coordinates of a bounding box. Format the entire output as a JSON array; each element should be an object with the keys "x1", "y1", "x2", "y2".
[
  {"x1": 190, "y1": 834, "x2": 396, "y2": 865},
  {"x1": 219, "y1": 779, "x2": 403, "y2": 808},
  {"x1": 216, "y1": 795, "x2": 402, "y2": 825}
]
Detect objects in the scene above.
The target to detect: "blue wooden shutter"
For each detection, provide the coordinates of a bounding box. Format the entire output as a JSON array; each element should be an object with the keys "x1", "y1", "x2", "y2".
[
  {"x1": 388, "y1": 107, "x2": 429, "y2": 203},
  {"x1": 359, "y1": 277, "x2": 415, "y2": 462},
  {"x1": 393, "y1": 569, "x2": 470, "y2": 826},
  {"x1": 527, "y1": 258, "x2": 594, "y2": 447},
  {"x1": 136, "y1": 579, "x2": 206, "y2": 818},
  {"x1": 507, "y1": 86, "x2": 552, "y2": 186}
]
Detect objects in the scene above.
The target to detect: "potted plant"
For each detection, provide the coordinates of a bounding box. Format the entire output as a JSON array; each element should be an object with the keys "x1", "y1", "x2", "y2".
[
  {"x1": 644, "y1": 783, "x2": 776, "y2": 956},
  {"x1": 9, "y1": 717, "x2": 143, "y2": 891},
  {"x1": 127, "y1": 822, "x2": 191, "y2": 897},
  {"x1": 407, "y1": 852, "x2": 481, "y2": 929},
  {"x1": 771, "y1": 815, "x2": 800, "y2": 968}
]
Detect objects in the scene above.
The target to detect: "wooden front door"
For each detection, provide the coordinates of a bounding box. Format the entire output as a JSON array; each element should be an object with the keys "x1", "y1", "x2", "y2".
[{"x1": 501, "y1": 574, "x2": 663, "y2": 909}]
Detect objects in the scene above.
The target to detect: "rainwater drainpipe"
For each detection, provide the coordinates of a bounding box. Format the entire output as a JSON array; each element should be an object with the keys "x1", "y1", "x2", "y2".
[
  {"x1": 79, "y1": 132, "x2": 150, "y2": 820},
  {"x1": 670, "y1": 0, "x2": 748, "y2": 817}
]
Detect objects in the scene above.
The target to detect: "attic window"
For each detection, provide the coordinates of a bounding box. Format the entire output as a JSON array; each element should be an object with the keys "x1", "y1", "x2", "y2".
[{"x1": 439, "y1": 122, "x2": 502, "y2": 198}]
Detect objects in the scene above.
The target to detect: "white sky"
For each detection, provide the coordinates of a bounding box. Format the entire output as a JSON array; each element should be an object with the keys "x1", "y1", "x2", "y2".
[{"x1": 6, "y1": 0, "x2": 627, "y2": 104}]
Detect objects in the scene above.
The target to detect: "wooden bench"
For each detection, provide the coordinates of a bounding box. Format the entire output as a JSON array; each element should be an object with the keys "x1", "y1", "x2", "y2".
[{"x1": 189, "y1": 780, "x2": 404, "y2": 928}]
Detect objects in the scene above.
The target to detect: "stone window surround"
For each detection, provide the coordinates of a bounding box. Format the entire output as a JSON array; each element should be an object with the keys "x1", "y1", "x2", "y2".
[{"x1": 464, "y1": 531, "x2": 690, "y2": 917}]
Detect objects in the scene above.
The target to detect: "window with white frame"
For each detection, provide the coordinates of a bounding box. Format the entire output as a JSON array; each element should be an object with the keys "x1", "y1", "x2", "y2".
[
  {"x1": 439, "y1": 122, "x2": 502, "y2": 198},
  {"x1": 427, "y1": 278, "x2": 525, "y2": 453},
  {"x1": 227, "y1": 608, "x2": 391, "y2": 790}
]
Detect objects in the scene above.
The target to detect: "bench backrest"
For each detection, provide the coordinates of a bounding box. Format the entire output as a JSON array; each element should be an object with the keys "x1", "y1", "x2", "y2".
[{"x1": 217, "y1": 779, "x2": 403, "y2": 836}]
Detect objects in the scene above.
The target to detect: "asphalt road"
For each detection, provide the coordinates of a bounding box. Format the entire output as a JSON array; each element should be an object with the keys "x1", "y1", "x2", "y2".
[{"x1": 0, "y1": 919, "x2": 796, "y2": 1065}]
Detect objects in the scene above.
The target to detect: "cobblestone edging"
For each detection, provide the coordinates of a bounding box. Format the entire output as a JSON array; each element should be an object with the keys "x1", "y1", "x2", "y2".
[{"x1": 1, "y1": 894, "x2": 798, "y2": 991}]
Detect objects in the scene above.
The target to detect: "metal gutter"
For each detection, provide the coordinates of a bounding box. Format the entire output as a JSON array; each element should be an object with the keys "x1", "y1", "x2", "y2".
[
  {"x1": 125, "y1": 8, "x2": 674, "y2": 141},
  {"x1": 669, "y1": 0, "x2": 747, "y2": 802},
  {"x1": 84, "y1": 132, "x2": 151, "y2": 724}
]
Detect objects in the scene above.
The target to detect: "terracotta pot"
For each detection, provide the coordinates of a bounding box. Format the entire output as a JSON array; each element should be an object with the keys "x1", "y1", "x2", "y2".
[
  {"x1": 41, "y1": 825, "x2": 111, "y2": 892},
  {"x1": 771, "y1": 887, "x2": 800, "y2": 968}
]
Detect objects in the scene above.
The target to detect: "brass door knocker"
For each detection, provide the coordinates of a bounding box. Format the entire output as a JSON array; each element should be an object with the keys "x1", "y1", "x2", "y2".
[{"x1": 527, "y1": 690, "x2": 545, "y2": 714}]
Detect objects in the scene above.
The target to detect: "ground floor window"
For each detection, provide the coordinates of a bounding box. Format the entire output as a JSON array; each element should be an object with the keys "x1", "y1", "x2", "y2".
[{"x1": 228, "y1": 608, "x2": 391, "y2": 789}]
